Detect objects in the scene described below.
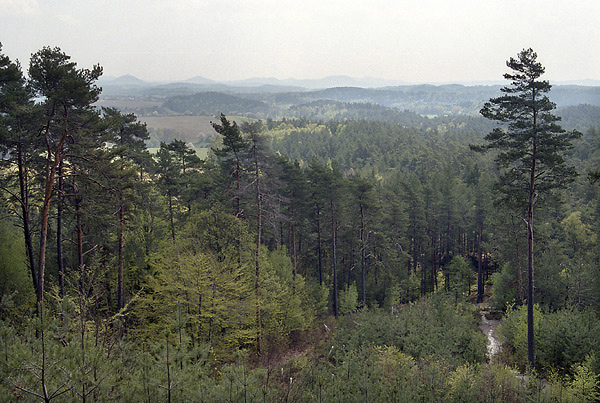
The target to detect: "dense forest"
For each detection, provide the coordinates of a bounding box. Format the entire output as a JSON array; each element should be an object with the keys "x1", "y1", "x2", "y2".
[{"x1": 1, "y1": 44, "x2": 600, "y2": 402}]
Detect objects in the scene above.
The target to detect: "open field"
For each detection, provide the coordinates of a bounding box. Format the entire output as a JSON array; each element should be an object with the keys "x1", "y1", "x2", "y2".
[
  {"x1": 95, "y1": 99, "x2": 163, "y2": 109},
  {"x1": 139, "y1": 115, "x2": 218, "y2": 143},
  {"x1": 140, "y1": 115, "x2": 256, "y2": 145},
  {"x1": 148, "y1": 147, "x2": 210, "y2": 159}
]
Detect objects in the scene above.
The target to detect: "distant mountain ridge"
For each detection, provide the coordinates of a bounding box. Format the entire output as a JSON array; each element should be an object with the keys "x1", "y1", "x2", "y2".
[
  {"x1": 99, "y1": 74, "x2": 148, "y2": 86},
  {"x1": 98, "y1": 74, "x2": 600, "y2": 90},
  {"x1": 98, "y1": 74, "x2": 409, "y2": 90}
]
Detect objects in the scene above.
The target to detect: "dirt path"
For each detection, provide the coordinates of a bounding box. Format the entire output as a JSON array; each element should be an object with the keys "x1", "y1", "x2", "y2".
[{"x1": 478, "y1": 309, "x2": 501, "y2": 361}]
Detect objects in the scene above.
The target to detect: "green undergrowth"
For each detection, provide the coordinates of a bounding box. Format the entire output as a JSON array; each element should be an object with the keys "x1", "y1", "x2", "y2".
[{"x1": 2, "y1": 294, "x2": 600, "y2": 401}]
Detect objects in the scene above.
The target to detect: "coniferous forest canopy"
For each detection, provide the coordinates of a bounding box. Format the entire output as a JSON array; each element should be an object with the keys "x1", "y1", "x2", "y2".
[{"x1": 1, "y1": 44, "x2": 600, "y2": 402}]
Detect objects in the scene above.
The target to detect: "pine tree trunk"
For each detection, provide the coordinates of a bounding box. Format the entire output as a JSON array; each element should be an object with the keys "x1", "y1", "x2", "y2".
[
  {"x1": 37, "y1": 131, "x2": 67, "y2": 306},
  {"x1": 291, "y1": 205, "x2": 297, "y2": 281},
  {"x1": 57, "y1": 161, "x2": 65, "y2": 298},
  {"x1": 168, "y1": 191, "x2": 175, "y2": 242},
  {"x1": 411, "y1": 221, "x2": 418, "y2": 275},
  {"x1": 512, "y1": 216, "x2": 525, "y2": 305},
  {"x1": 103, "y1": 246, "x2": 112, "y2": 313},
  {"x1": 331, "y1": 198, "x2": 338, "y2": 318},
  {"x1": 236, "y1": 159, "x2": 241, "y2": 218},
  {"x1": 431, "y1": 238, "x2": 436, "y2": 293},
  {"x1": 316, "y1": 207, "x2": 323, "y2": 286},
  {"x1": 254, "y1": 151, "x2": 262, "y2": 356},
  {"x1": 527, "y1": 205, "x2": 535, "y2": 367},
  {"x1": 17, "y1": 139, "x2": 37, "y2": 292},
  {"x1": 37, "y1": 168, "x2": 54, "y2": 305},
  {"x1": 527, "y1": 109, "x2": 538, "y2": 368},
  {"x1": 118, "y1": 200, "x2": 125, "y2": 310},
  {"x1": 360, "y1": 203, "x2": 367, "y2": 307},
  {"x1": 477, "y1": 225, "x2": 483, "y2": 303},
  {"x1": 76, "y1": 193, "x2": 84, "y2": 295}
]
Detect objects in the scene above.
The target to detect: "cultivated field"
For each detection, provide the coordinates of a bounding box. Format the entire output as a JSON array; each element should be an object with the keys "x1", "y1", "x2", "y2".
[
  {"x1": 139, "y1": 115, "x2": 219, "y2": 143},
  {"x1": 95, "y1": 99, "x2": 162, "y2": 110}
]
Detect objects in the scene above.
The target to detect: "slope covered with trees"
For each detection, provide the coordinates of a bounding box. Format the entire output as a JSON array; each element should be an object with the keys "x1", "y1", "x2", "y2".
[{"x1": 1, "y1": 45, "x2": 600, "y2": 401}]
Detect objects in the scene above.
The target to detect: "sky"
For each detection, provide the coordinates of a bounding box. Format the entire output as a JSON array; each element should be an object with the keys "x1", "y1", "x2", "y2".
[{"x1": 1, "y1": 0, "x2": 599, "y2": 84}]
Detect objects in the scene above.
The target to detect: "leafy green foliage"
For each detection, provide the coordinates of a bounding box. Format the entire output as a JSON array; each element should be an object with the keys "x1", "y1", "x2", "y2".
[
  {"x1": 164, "y1": 92, "x2": 268, "y2": 116},
  {"x1": 446, "y1": 255, "x2": 473, "y2": 299},
  {"x1": 333, "y1": 294, "x2": 487, "y2": 365},
  {"x1": 0, "y1": 221, "x2": 33, "y2": 314},
  {"x1": 568, "y1": 355, "x2": 600, "y2": 402},
  {"x1": 338, "y1": 283, "x2": 359, "y2": 315},
  {"x1": 499, "y1": 304, "x2": 600, "y2": 371},
  {"x1": 489, "y1": 264, "x2": 521, "y2": 311}
]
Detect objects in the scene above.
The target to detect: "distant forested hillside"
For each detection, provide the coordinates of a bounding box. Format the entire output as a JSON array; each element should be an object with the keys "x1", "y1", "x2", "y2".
[
  {"x1": 100, "y1": 84, "x2": 600, "y2": 120},
  {"x1": 557, "y1": 104, "x2": 600, "y2": 131},
  {"x1": 248, "y1": 84, "x2": 600, "y2": 115},
  {"x1": 163, "y1": 91, "x2": 269, "y2": 116}
]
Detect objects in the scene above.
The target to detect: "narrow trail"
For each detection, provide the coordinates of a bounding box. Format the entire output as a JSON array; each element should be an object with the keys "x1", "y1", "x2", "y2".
[
  {"x1": 477, "y1": 303, "x2": 532, "y2": 385},
  {"x1": 478, "y1": 308, "x2": 501, "y2": 361},
  {"x1": 476, "y1": 294, "x2": 530, "y2": 384},
  {"x1": 474, "y1": 285, "x2": 501, "y2": 361}
]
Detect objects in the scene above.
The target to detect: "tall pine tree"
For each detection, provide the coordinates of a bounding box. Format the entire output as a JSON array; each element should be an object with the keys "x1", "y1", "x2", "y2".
[{"x1": 473, "y1": 48, "x2": 580, "y2": 366}]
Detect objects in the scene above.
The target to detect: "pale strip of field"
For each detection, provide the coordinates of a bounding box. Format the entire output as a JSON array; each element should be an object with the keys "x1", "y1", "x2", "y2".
[
  {"x1": 139, "y1": 115, "x2": 255, "y2": 143},
  {"x1": 95, "y1": 99, "x2": 162, "y2": 109},
  {"x1": 139, "y1": 116, "x2": 218, "y2": 143},
  {"x1": 148, "y1": 147, "x2": 209, "y2": 159}
]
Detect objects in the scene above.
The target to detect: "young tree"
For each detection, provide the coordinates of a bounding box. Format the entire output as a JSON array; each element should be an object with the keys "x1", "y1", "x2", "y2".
[{"x1": 473, "y1": 48, "x2": 580, "y2": 367}]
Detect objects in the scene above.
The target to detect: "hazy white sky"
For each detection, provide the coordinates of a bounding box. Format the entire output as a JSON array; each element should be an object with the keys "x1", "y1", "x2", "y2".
[{"x1": 1, "y1": 0, "x2": 599, "y2": 83}]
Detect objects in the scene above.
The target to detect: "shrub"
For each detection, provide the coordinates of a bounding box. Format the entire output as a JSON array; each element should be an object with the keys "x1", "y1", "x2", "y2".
[
  {"x1": 499, "y1": 304, "x2": 600, "y2": 372},
  {"x1": 333, "y1": 293, "x2": 487, "y2": 366}
]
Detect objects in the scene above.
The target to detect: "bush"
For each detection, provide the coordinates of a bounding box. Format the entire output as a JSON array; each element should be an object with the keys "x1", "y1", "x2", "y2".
[
  {"x1": 333, "y1": 293, "x2": 487, "y2": 366},
  {"x1": 568, "y1": 355, "x2": 600, "y2": 402},
  {"x1": 339, "y1": 283, "x2": 359, "y2": 315},
  {"x1": 0, "y1": 221, "x2": 34, "y2": 317},
  {"x1": 499, "y1": 304, "x2": 600, "y2": 372},
  {"x1": 490, "y1": 263, "x2": 520, "y2": 311}
]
